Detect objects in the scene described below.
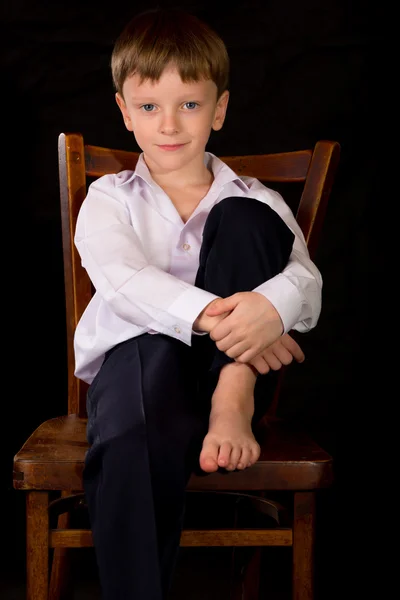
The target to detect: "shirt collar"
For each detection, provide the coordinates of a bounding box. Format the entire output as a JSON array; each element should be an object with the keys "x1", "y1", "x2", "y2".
[{"x1": 116, "y1": 152, "x2": 250, "y2": 192}]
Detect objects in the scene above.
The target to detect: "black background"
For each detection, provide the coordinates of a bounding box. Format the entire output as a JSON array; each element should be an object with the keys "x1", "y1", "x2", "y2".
[{"x1": 1, "y1": 0, "x2": 384, "y2": 597}]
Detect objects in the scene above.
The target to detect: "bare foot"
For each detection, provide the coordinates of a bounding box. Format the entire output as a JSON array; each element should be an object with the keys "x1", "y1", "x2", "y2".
[{"x1": 199, "y1": 363, "x2": 261, "y2": 473}]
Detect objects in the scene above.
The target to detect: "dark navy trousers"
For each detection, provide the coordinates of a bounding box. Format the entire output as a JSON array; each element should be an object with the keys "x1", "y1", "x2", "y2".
[{"x1": 83, "y1": 197, "x2": 295, "y2": 599}]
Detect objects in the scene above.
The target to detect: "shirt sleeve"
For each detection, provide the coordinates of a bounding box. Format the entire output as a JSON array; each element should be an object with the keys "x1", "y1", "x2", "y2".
[
  {"x1": 74, "y1": 176, "x2": 218, "y2": 346},
  {"x1": 248, "y1": 181, "x2": 322, "y2": 333}
]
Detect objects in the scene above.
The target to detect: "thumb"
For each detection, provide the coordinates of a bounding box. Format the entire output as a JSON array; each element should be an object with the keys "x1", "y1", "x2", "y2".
[{"x1": 205, "y1": 294, "x2": 240, "y2": 316}]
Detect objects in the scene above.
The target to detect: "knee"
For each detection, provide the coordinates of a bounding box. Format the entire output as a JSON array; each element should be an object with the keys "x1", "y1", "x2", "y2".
[
  {"x1": 209, "y1": 196, "x2": 280, "y2": 227},
  {"x1": 214, "y1": 195, "x2": 261, "y2": 216},
  {"x1": 207, "y1": 197, "x2": 293, "y2": 243},
  {"x1": 202, "y1": 196, "x2": 295, "y2": 268}
]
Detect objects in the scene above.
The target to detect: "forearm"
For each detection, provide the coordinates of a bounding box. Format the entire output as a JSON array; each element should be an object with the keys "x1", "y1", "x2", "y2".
[
  {"x1": 253, "y1": 262, "x2": 322, "y2": 332},
  {"x1": 78, "y1": 241, "x2": 220, "y2": 343},
  {"x1": 247, "y1": 184, "x2": 322, "y2": 332}
]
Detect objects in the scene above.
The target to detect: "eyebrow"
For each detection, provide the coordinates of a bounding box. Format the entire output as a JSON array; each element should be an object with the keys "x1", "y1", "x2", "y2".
[
  {"x1": 130, "y1": 97, "x2": 157, "y2": 102},
  {"x1": 130, "y1": 93, "x2": 207, "y2": 103}
]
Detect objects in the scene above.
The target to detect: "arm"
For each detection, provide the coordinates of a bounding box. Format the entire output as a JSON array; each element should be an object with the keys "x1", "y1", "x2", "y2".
[
  {"x1": 205, "y1": 184, "x2": 322, "y2": 361},
  {"x1": 250, "y1": 182, "x2": 322, "y2": 334},
  {"x1": 74, "y1": 176, "x2": 219, "y2": 345}
]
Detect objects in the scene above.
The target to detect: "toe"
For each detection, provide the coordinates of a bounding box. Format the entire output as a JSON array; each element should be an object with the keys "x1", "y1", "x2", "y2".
[
  {"x1": 237, "y1": 446, "x2": 251, "y2": 470},
  {"x1": 227, "y1": 446, "x2": 242, "y2": 471},
  {"x1": 199, "y1": 438, "x2": 220, "y2": 473},
  {"x1": 217, "y1": 441, "x2": 233, "y2": 468},
  {"x1": 249, "y1": 442, "x2": 261, "y2": 465}
]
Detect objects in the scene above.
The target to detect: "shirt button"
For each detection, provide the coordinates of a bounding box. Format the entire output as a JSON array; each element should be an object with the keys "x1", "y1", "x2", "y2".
[
  {"x1": 174, "y1": 326, "x2": 181, "y2": 334},
  {"x1": 182, "y1": 243, "x2": 191, "y2": 251}
]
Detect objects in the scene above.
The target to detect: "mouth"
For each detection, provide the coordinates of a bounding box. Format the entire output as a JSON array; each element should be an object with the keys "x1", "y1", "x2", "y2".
[{"x1": 157, "y1": 143, "x2": 187, "y2": 151}]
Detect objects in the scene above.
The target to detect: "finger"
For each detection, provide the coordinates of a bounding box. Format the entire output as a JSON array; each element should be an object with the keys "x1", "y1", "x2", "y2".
[
  {"x1": 235, "y1": 346, "x2": 263, "y2": 364},
  {"x1": 206, "y1": 294, "x2": 240, "y2": 316},
  {"x1": 253, "y1": 355, "x2": 271, "y2": 374},
  {"x1": 281, "y1": 334, "x2": 305, "y2": 362},
  {"x1": 224, "y1": 341, "x2": 250, "y2": 359},
  {"x1": 209, "y1": 319, "x2": 233, "y2": 342},
  {"x1": 249, "y1": 356, "x2": 270, "y2": 375},
  {"x1": 214, "y1": 333, "x2": 237, "y2": 353},
  {"x1": 271, "y1": 346, "x2": 293, "y2": 366},
  {"x1": 263, "y1": 351, "x2": 283, "y2": 371}
]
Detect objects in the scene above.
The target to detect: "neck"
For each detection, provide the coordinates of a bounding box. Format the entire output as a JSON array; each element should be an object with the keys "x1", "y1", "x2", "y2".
[{"x1": 144, "y1": 154, "x2": 213, "y2": 190}]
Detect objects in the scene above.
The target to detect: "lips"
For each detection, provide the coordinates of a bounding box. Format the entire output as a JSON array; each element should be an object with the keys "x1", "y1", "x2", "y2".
[{"x1": 157, "y1": 143, "x2": 187, "y2": 151}]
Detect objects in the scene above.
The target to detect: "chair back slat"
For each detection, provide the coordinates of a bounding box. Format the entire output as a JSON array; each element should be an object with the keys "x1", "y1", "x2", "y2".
[
  {"x1": 220, "y1": 151, "x2": 312, "y2": 182},
  {"x1": 85, "y1": 145, "x2": 140, "y2": 177},
  {"x1": 58, "y1": 132, "x2": 340, "y2": 417},
  {"x1": 84, "y1": 145, "x2": 313, "y2": 182}
]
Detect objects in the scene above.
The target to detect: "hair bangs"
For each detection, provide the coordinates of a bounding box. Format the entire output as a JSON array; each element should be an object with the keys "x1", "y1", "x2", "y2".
[{"x1": 111, "y1": 9, "x2": 229, "y2": 98}]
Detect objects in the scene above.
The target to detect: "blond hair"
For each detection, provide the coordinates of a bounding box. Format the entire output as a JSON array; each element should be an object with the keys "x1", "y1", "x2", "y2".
[{"x1": 111, "y1": 8, "x2": 229, "y2": 99}]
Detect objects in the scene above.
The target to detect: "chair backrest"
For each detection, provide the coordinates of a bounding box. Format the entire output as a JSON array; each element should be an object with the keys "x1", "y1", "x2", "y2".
[{"x1": 58, "y1": 132, "x2": 340, "y2": 417}]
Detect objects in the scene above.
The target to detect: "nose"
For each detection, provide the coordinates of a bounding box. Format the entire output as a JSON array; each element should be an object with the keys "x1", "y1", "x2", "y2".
[{"x1": 159, "y1": 112, "x2": 180, "y2": 135}]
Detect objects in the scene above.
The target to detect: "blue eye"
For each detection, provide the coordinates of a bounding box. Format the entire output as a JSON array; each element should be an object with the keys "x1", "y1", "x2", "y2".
[
  {"x1": 141, "y1": 104, "x2": 156, "y2": 112},
  {"x1": 184, "y1": 102, "x2": 198, "y2": 109}
]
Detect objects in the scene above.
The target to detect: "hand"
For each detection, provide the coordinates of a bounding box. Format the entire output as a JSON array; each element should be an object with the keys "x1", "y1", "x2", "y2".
[
  {"x1": 248, "y1": 333, "x2": 305, "y2": 375},
  {"x1": 193, "y1": 298, "x2": 229, "y2": 333},
  {"x1": 206, "y1": 292, "x2": 284, "y2": 363}
]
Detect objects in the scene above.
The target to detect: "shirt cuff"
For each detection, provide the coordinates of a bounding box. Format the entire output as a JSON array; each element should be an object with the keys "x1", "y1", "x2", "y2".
[
  {"x1": 163, "y1": 287, "x2": 219, "y2": 345},
  {"x1": 253, "y1": 274, "x2": 303, "y2": 333}
]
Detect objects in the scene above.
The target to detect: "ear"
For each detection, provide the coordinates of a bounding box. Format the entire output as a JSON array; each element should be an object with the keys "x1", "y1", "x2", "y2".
[
  {"x1": 212, "y1": 90, "x2": 230, "y2": 132},
  {"x1": 115, "y1": 93, "x2": 133, "y2": 132}
]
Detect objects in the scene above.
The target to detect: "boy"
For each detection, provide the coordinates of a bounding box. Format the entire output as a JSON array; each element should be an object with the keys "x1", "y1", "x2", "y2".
[{"x1": 74, "y1": 8, "x2": 320, "y2": 599}]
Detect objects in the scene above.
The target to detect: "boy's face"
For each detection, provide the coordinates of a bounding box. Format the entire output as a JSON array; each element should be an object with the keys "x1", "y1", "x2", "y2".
[{"x1": 116, "y1": 64, "x2": 229, "y2": 175}]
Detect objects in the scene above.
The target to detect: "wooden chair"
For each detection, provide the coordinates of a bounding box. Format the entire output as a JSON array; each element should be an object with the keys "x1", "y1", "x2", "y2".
[{"x1": 13, "y1": 133, "x2": 340, "y2": 600}]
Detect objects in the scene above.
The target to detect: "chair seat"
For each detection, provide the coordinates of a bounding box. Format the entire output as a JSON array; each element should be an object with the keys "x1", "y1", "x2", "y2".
[{"x1": 13, "y1": 415, "x2": 333, "y2": 492}]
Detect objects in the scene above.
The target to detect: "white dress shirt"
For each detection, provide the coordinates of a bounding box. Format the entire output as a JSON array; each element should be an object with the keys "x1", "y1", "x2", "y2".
[{"x1": 74, "y1": 152, "x2": 322, "y2": 384}]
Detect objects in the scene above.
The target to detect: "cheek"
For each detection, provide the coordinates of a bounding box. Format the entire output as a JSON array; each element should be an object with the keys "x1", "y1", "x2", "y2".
[
  {"x1": 191, "y1": 113, "x2": 214, "y2": 136},
  {"x1": 130, "y1": 118, "x2": 150, "y2": 140},
  {"x1": 127, "y1": 119, "x2": 146, "y2": 149}
]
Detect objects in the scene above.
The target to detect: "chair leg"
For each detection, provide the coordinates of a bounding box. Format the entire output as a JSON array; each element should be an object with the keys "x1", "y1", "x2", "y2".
[
  {"x1": 230, "y1": 547, "x2": 242, "y2": 600},
  {"x1": 292, "y1": 492, "x2": 316, "y2": 600},
  {"x1": 242, "y1": 548, "x2": 261, "y2": 600},
  {"x1": 49, "y1": 512, "x2": 71, "y2": 600},
  {"x1": 230, "y1": 548, "x2": 261, "y2": 600},
  {"x1": 26, "y1": 491, "x2": 49, "y2": 600}
]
